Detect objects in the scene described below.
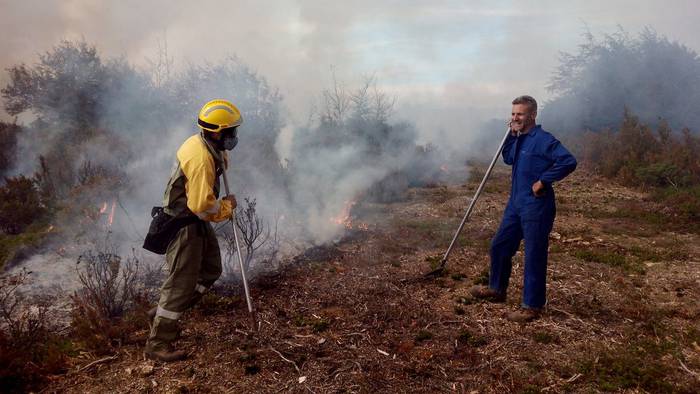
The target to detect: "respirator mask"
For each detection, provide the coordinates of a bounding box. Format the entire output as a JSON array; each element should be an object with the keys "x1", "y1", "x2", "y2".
[{"x1": 218, "y1": 127, "x2": 239, "y2": 151}]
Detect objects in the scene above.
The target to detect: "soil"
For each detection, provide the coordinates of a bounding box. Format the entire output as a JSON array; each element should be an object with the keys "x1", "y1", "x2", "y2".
[{"x1": 49, "y1": 165, "x2": 700, "y2": 393}]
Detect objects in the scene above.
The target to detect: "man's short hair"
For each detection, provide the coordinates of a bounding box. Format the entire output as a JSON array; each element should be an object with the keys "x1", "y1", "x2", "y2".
[{"x1": 512, "y1": 95, "x2": 537, "y2": 113}]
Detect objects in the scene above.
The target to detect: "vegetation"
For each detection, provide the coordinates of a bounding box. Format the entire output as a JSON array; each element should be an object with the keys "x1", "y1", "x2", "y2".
[
  {"x1": 0, "y1": 244, "x2": 150, "y2": 392},
  {"x1": 70, "y1": 249, "x2": 148, "y2": 354},
  {"x1": 0, "y1": 270, "x2": 69, "y2": 392},
  {"x1": 579, "y1": 111, "x2": 700, "y2": 189},
  {"x1": 576, "y1": 110, "x2": 700, "y2": 232},
  {"x1": 544, "y1": 28, "x2": 700, "y2": 133},
  {"x1": 0, "y1": 176, "x2": 47, "y2": 235},
  {"x1": 2, "y1": 29, "x2": 700, "y2": 392},
  {"x1": 577, "y1": 339, "x2": 679, "y2": 392},
  {"x1": 0, "y1": 122, "x2": 20, "y2": 175}
]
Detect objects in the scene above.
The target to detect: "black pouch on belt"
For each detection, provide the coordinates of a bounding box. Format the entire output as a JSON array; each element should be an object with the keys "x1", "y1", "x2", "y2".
[{"x1": 143, "y1": 207, "x2": 201, "y2": 254}]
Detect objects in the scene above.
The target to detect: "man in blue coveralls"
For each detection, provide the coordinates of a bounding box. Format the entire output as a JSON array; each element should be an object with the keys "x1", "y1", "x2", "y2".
[{"x1": 470, "y1": 95, "x2": 577, "y2": 322}]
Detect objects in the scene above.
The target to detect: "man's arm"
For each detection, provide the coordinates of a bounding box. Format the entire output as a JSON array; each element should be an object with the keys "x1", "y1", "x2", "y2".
[
  {"x1": 501, "y1": 133, "x2": 518, "y2": 165},
  {"x1": 178, "y1": 152, "x2": 233, "y2": 223},
  {"x1": 539, "y1": 137, "x2": 577, "y2": 185}
]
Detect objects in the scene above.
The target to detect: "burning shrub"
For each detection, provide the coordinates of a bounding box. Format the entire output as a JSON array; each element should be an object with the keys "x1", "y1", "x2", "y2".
[
  {"x1": 0, "y1": 270, "x2": 69, "y2": 393},
  {"x1": 0, "y1": 175, "x2": 47, "y2": 235},
  {"x1": 70, "y1": 249, "x2": 148, "y2": 353}
]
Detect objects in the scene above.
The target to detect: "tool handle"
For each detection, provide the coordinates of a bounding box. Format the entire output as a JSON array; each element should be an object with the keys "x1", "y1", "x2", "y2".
[
  {"x1": 440, "y1": 127, "x2": 511, "y2": 266},
  {"x1": 221, "y1": 172, "x2": 255, "y2": 315}
]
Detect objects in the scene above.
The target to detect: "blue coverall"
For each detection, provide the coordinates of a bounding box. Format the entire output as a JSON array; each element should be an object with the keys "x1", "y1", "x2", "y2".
[{"x1": 489, "y1": 125, "x2": 577, "y2": 309}]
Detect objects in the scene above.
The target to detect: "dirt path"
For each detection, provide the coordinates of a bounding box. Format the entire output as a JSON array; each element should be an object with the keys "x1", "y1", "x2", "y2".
[{"x1": 52, "y1": 166, "x2": 700, "y2": 393}]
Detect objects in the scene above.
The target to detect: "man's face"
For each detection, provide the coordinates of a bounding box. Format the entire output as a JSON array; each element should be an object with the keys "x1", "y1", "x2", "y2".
[{"x1": 511, "y1": 104, "x2": 536, "y2": 132}]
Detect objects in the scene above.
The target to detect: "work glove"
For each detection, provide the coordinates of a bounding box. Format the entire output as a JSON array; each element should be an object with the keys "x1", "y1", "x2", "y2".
[{"x1": 223, "y1": 194, "x2": 237, "y2": 210}]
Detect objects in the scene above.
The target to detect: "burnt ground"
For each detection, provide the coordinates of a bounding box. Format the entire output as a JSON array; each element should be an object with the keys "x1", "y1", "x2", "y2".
[{"x1": 49, "y1": 165, "x2": 700, "y2": 393}]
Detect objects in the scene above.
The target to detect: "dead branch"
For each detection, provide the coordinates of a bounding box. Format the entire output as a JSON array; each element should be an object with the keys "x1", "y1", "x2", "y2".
[
  {"x1": 76, "y1": 355, "x2": 118, "y2": 373},
  {"x1": 678, "y1": 358, "x2": 699, "y2": 380},
  {"x1": 269, "y1": 347, "x2": 301, "y2": 373}
]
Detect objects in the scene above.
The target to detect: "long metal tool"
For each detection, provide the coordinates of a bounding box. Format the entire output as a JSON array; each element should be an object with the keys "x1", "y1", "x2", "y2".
[
  {"x1": 425, "y1": 127, "x2": 512, "y2": 277},
  {"x1": 222, "y1": 171, "x2": 258, "y2": 331}
]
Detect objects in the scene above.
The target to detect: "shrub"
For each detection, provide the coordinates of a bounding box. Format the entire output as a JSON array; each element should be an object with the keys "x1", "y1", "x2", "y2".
[
  {"x1": 577, "y1": 110, "x2": 700, "y2": 233},
  {"x1": 70, "y1": 249, "x2": 148, "y2": 353},
  {"x1": 0, "y1": 176, "x2": 47, "y2": 235},
  {"x1": 0, "y1": 122, "x2": 20, "y2": 175},
  {"x1": 578, "y1": 111, "x2": 700, "y2": 189},
  {"x1": 0, "y1": 270, "x2": 69, "y2": 392}
]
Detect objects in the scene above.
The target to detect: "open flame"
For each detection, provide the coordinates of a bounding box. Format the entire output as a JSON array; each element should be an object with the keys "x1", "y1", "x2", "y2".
[
  {"x1": 108, "y1": 200, "x2": 116, "y2": 226},
  {"x1": 329, "y1": 200, "x2": 368, "y2": 230},
  {"x1": 330, "y1": 200, "x2": 356, "y2": 229},
  {"x1": 92, "y1": 199, "x2": 117, "y2": 227}
]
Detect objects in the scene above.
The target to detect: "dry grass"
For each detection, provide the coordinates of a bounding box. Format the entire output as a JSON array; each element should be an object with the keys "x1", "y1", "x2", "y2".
[{"x1": 46, "y1": 167, "x2": 700, "y2": 393}]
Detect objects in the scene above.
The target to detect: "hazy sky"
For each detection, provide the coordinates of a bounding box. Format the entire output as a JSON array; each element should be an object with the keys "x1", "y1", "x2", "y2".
[{"x1": 1, "y1": 0, "x2": 698, "y2": 141}]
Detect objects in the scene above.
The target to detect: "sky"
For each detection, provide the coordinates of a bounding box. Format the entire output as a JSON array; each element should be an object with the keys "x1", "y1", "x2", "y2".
[{"x1": 1, "y1": 0, "x2": 699, "y2": 142}]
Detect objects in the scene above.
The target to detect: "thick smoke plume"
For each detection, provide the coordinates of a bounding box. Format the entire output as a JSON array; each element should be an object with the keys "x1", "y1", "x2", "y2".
[{"x1": 0, "y1": 40, "x2": 444, "y2": 288}]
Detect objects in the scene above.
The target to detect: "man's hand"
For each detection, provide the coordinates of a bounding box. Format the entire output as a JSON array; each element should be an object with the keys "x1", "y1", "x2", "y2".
[
  {"x1": 532, "y1": 180, "x2": 546, "y2": 197},
  {"x1": 223, "y1": 194, "x2": 237, "y2": 210}
]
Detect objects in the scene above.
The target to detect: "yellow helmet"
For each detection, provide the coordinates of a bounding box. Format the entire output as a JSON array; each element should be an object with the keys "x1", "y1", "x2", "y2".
[{"x1": 197, "y1": 99, "x2": 243, "y2": 132}]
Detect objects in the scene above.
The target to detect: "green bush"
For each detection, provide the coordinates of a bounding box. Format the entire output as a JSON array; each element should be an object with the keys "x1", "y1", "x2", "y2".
[{"x1": 0, "y1": 176, "x2": 47, "y2": 235}]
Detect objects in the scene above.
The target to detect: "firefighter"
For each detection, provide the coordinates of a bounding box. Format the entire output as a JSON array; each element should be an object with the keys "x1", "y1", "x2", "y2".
[
  {"x1": 144, "y1": 99, "x2": 241, "y2": 361},
  {"x1": 470, "y1": 95, "x2": 577, "y2": 322}
]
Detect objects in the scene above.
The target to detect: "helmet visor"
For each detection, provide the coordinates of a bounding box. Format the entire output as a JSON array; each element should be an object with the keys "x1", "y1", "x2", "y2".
[{"x1": 220, "y1": 127, "x2": 238, "y2": 139}]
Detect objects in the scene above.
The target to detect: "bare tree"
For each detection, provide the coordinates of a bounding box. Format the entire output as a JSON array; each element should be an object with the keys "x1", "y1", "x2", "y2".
[
  {"x1": 145, "y1": 34, "x2": 174, "y2": 89},
  {"x1": 350, "y1": 77, "x2": 371, "y2": 122},
  {"x1": 350, "y1": 75, "x2": 396, "y2": 123},
  {"x1": 370, "y1": 78, "x2": 396, "y2": 123},
  {"x1": 320, "y1": 66, "x2": 351, "y2": 126}
]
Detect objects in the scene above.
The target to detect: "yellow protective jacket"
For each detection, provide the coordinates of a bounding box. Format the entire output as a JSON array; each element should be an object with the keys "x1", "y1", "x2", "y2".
[{"x1": 162, "y1": 133, "x2": 232, "y2": 222}]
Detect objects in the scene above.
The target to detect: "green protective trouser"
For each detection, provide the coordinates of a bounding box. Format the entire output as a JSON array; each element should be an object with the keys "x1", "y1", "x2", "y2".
[{"x1": 146, "y1": 221, "x2": 222, "y2": 351}]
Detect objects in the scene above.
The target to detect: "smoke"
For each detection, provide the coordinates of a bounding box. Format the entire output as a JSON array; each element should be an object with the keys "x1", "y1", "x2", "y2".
[
  {"x1": 3, "y1": 2, "x2": 700, "y2": 291},
  {"x1": 1, "y1": 41, "x2": 449, "y2": 293},
  {"x1": 541, "y1": 28, "x2": 700, "y2": 134},
  {"x1": 4, "y1": 2, "x2": 700, "y2": 142}
]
